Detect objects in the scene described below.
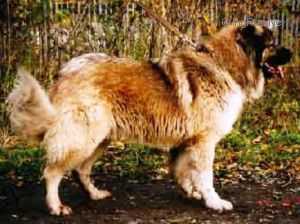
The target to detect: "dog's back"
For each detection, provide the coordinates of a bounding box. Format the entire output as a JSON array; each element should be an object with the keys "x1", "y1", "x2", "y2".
[{"x1": 48, "y1": 56, "x2": 193, "y2": 149}]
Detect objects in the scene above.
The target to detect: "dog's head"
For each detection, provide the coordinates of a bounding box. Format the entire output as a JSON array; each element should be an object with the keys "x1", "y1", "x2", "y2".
[{"x1": 236, "y1": 24, "x2": 292, "y2": 78}]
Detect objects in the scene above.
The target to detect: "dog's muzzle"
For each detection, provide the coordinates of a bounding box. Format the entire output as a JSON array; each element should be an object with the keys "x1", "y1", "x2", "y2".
[{"x1": 262, "y1": 47, "x2": 293, "y2": 78}]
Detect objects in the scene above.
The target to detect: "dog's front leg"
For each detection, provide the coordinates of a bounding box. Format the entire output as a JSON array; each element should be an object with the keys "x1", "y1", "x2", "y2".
[{"x1": 173, "y1": 137, "x2": 233, "y2": 212}]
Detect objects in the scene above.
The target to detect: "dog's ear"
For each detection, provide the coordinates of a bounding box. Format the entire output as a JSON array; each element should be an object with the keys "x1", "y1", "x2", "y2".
[
  {"x1": 238, "y1": 24, "x2": 256, "y2": 39},
  {"x1": 236, "y1": 24, "x2": 266, "y2": 66},
  {"x1": 237, "y1": 24, "x2": 273, "y2": 48},
  {"x1": 236, "y1": 24, "x2": 256, "y2": 44}
]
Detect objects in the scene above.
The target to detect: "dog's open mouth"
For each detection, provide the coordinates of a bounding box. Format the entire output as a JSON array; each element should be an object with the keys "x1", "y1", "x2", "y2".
[
  {"x1": 263, "y1": 62, "x2": 284, "y2": 78},
  {"x1": 262, "y1": 47, "x2": 292, "y2": 78}
]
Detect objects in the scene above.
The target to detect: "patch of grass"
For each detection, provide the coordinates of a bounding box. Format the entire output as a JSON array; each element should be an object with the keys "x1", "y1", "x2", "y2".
[
  {"x1": 0, "y1": 146, "x2": 45, "y2": 182},
  {"x1": 0, "y1": 143, "x2": 166, "y2": 183},
  {"x1": 269, "y1": 131, "x2": 300, "y2": 145},
  {"x1": 221, "y1": 130, "x2": 249, "y2": 149},
  {"x1": 97, "y1": 144, "x2": 166, "y2": 180}
]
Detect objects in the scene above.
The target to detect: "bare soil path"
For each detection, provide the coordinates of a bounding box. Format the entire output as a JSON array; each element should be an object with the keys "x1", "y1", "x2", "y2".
[{"x1": 0, "y1": 174, "x2": 299, "y2": 224}]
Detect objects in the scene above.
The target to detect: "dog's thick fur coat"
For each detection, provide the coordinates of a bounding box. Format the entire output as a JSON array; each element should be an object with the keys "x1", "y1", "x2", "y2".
[{"x1": 7, "y1": 24, "x2": 291, "y2": 215}]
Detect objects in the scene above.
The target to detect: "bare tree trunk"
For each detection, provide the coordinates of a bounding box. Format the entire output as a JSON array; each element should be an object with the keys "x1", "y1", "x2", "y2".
[
  {"x1": 39, "y1": 26, "x2": 43, "y2": 80},
  {"x1": 43, "y1": 0, "x2": 49, "y2": 80},
  {"x1": 6, "y1": 0, "x2": 11, "y2": 74}
]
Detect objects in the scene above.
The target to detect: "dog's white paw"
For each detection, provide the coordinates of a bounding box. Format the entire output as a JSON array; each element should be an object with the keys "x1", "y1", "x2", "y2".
[
  {"x1": 90, "y1": 189, "x2": 112, "y2": 200},
  {"x1": 205, "y1": 198, "x2": 233, "y2": 212},
  {"x1": 191, "y1": 190, "x2": 202, "y2": 200},
  {"x1": 180, "y1": 178, "x2": 202, "y2": 200},
  {"x1": 49, "y1": 204, "x2": 73, "y2": 216}
]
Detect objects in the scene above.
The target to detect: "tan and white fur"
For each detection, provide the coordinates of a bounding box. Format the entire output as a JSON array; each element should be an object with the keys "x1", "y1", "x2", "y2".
[{"x1": 7, "y1": 24, "x2": 290, "y2": 215}]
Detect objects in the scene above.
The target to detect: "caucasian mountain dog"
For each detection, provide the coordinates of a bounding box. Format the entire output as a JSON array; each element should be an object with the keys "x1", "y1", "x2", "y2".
[{"x1": 7, "y1": 24, "x2": 292, "y2": 215}]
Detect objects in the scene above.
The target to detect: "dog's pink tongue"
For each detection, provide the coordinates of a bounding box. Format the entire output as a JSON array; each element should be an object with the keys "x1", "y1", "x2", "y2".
[
  {"x1": 266, "y1": 63, "x2": 284, "y2": 78},
  {"x1": 278, "y1": 66, "x2": 284, "y2": 78}
]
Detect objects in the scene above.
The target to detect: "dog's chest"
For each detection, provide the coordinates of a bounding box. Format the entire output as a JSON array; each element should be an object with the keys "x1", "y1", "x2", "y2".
[{"x1": 214, "y1": 89, "x2": 245, "y2": 136}]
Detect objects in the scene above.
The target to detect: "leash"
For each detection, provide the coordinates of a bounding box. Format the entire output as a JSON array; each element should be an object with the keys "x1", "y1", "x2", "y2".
[{"x1": 132, "y1": 1, "x2": 198, "y2": 49}]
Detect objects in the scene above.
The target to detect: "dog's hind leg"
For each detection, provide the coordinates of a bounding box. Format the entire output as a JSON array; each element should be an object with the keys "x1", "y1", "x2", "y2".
[
  {"x1": 43, "y1": 105, "x2": 112, "y2": 215},
  {"x1": 44, "y1": 164, "x2": 72, "y2": 215},
  {"x1": 76, "y1": 147, "x2": 112, "y2": 200}
]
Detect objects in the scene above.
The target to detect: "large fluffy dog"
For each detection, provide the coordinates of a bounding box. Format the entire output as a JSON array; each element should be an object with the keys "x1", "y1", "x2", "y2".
[{"x1": 7, "y1": 24, "x2": 292, "y2": 215}]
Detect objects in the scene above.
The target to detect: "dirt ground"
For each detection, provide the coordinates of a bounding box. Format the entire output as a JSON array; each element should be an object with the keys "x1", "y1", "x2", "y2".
[{"x1": 0, "y1": 173, "x2": 299, "y2": 224}]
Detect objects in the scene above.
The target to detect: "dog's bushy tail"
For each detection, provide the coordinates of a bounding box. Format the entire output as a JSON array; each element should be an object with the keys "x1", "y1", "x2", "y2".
[{"x1": 6, "y1": 68, "x2": 56, "y2": 141}]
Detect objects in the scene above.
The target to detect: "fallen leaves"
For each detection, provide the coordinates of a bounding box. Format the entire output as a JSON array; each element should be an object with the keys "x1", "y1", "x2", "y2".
[
  {"x1": 252, "y1": 135, "x2": 262, "y2": 144},
  {"x1": 256, "y1": 199, "x2": 274, "y2": 207},
  {"x1": 281, "y1": 196, "x2": 300, "y2": 208}
]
